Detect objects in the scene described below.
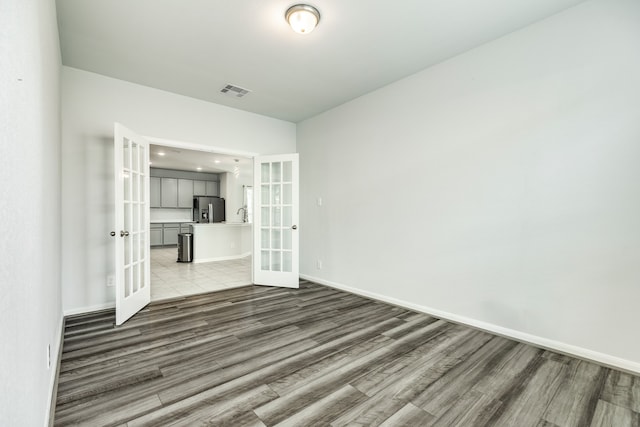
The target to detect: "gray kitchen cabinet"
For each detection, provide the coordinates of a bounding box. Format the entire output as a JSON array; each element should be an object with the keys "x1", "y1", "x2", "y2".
[
  {"x1": 150, "y1": 228, "x2": 163, "y2": 246},
  {"x1": 193, "y1": 180, "x2": 206, "y2": 196},
  {"x1": 205, "y1": 181, "x2": 219, "y2": 197},
  {"x1": 161, "y1": 178, "x2": 178, "y2": 207},
  {"x1": 150, "y1": 177, "x2": 161, "y2": 208},
  {"x1": 180, "y1": 224, "x2": 192, "y2": 234},
  {"x1": 178, "y1": 179, "x2": 193, "y2": 208},
  {"x1": 163, "y1": 225, "x2": 179, "y2": 245}
]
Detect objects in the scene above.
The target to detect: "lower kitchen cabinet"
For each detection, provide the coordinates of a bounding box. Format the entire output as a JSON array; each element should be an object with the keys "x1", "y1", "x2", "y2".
[
  {"x1": 163, "y1": 226, "x2": 179, "y2": 246},
  {"x1": 150, "y1": 228, "x2": 163, "y2": 246},
  {"x1": 150, "y1": 223, "x2": 193, "y2": 247}
]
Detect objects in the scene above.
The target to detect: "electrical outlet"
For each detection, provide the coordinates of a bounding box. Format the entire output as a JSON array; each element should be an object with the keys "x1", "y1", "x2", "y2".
[
  {"x1": 106, "y1": 275, "x2": 115, "y2": 287},
  {"x1": 317, "y1": 197, "x2": 323, "y2": 206},
  {"x1": 317, "y1": 259, "x2": 323, "y2": 270},
  {"x1": 46, "y1": 344, "x2": 51, "y2": 369}
]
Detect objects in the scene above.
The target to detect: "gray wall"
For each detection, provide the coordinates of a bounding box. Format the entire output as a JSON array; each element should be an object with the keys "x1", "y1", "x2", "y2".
[
  {"x1": 61, "y1": 67, "x2": 296, "y2": 313},
  {"x1": 298, "y1": 0, "x2": 640, "y2": 370},
  {"x1": 0, "y1": 0, "x2": 63, "y2": 424}
]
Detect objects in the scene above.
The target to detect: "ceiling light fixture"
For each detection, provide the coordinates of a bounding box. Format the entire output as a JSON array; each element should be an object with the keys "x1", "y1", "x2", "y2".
[
  {"x1": 158, "y1": 152, "x2": 165, "y2": 156},
  {"x1": 196, "y1": 167, "x2": 202, "y2": 171},
  {"x1": 285, "y1": 4, "x2": 320, "y2": 34},
  {"x1": 214, "y1": 160, "x2": 221, "y2": 164}
]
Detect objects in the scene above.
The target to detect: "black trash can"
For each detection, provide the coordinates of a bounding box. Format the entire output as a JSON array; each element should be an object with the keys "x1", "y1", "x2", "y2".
[{"x1": 177, "y1": 233, "x2": 193, "y2": 262}]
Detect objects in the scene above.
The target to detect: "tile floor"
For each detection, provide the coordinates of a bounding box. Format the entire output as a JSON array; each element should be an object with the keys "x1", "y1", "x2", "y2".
[{"x1": 150, "y1": 247, "x2": 252, "y2": 301}]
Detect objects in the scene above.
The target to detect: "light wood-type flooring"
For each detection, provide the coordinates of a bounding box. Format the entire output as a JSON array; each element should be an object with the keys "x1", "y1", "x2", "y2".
[{"x1": 54, "y1": 281, "x2": 640, "y2": 426}]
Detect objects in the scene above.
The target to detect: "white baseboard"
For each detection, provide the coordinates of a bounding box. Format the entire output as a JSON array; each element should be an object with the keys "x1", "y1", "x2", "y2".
[
  {"x1": 45, "y1": 314, "x2": 64, "y2": 427},
  {"x1": 300, "y1": 274, "x2": 640, "y2": 375},
  {"x1": 63, "y1": 302, "x2": 115, "y2": 317},
  {"x1": 193, "y1": 252, "x2": 251, "y2": 264}
]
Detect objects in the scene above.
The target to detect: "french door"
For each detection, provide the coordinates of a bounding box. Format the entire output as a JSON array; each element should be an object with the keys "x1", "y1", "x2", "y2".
[
  {"x1": 113, "y1": 123, "x2": 151, "y2": 325},
  {"x1": 253, "y1": 154, "x2": 299, "y2": 288}
]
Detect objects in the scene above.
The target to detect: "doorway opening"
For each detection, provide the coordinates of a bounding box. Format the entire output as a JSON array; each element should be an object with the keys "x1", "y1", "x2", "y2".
[{"x1": 146, "y1": 138, "x2": 256, "y2": 301}]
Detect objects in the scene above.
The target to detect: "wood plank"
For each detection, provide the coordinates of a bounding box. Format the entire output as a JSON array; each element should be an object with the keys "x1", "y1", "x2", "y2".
[
  {"x1": 600, "y1": 369, "x2": 640, "y2": 413},
  {"x1": 56, "y1": 366, "x2": 162, "y2": 405},
  {"x1": 590, "y1": 400, "x2": 640, "y2": 427},
  {"x1": 472, "y1": 342, "x2": 543, "y2": 398},
  {"x1": 268, "y1": 335, "x2": 393, "y2": 396},
  {"x1": 485, "y1": 359, "x2": 567, "y2": 427},
  {"x1": 541, "y1": 360, "x2": 607, "y2": 427},
  {"x1": 414, "y1": 335, "x2": 517, "y2": 416},
  {"x1": 54, "y1": 393, "x2": 163, "y2": 427},
  {"x1": 378, "y1": 402, "x2": 435, "y2": 427},
  {"x1": 271, "y1": 384, "x2": 367, "y2": 427},
  {"x1": 429, "y1": 389, "x2": 502, "y2": 427}
]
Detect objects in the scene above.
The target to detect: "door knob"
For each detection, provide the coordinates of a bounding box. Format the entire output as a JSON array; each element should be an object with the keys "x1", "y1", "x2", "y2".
[
  {"x1": 110, "y1": 231, "x2": 116, "y2": 237},
  {"x1": 291, "y1": 225, "x2": 298, "y2": 230},
  {"x1": 120, "y1": 230, "x2": 130, "y2": 237}
]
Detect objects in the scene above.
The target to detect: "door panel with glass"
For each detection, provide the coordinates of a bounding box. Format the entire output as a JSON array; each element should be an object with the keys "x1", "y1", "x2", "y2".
[
  {"x1": 253, "y1": 154, "x2": 299, "y2": 288},
  {"x1": 114, "y1": 123, "x2": 151, "y2": 325}
]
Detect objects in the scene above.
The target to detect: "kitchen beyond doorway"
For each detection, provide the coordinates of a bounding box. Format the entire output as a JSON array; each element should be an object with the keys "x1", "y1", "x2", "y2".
[
  {"x1": 150, "y1": 247, "x2": 251, "y2": 301},
  {"x1": 147, "y1": 139, "x2": 255, "y2": 301}
]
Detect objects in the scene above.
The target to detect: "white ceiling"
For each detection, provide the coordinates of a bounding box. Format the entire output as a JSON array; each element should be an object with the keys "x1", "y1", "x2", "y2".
[
  {"x1": 56, "y1": 0, "x2": 587, "y2": 123},
  {"x1": 149, "y1": 144, "x2": 252, "y2": 176}
]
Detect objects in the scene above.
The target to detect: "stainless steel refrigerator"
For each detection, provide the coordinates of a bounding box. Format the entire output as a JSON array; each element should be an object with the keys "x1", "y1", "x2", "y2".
[{"x1": 193, "y1": 196, "x2": 225, "y2": 223}]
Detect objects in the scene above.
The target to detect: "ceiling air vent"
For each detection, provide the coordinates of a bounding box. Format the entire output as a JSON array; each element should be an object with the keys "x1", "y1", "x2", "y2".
[{"x1": 220, "y1": 84, "x2": 251, "y2": 98}]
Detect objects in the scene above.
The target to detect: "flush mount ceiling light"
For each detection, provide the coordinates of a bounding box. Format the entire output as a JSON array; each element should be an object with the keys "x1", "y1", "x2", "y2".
[{"x1": 285, "y1": 4, "x2": 320, "y2": 34}]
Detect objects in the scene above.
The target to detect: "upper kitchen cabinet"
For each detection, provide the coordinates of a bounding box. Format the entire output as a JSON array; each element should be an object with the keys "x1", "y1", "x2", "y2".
[
  {"x1": 151, "y1": 168, "x2": 220, "y2": 207},
  {"x1": 194, "y1": 180, "x2": 206, "y2": 196},
  {"x1": 206, "y1": 181, "x2": 219, "y2": 197},
  {"x1": 150, "y1": 177, "x2": 161, "y2": 208},
  {"x1": 178, "y1": 179, "x2": 193, "y2": 208},
  {"x1": 161, "y1": 178, "x2": 178, "y2": 207}
]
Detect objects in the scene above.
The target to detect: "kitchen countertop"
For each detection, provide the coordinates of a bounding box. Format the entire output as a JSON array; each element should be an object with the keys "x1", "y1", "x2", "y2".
[{"x1": 150, "y1": 220, "x2": 196, "y2": 224}]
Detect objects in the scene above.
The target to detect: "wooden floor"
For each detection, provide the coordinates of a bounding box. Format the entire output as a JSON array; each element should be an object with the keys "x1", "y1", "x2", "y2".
[{"x1": 54, "y1": 281, "x2": 640, "y2": 427}]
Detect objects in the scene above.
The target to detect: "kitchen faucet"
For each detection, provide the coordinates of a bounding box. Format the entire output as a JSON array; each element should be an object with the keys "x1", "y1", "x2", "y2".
[{"x1": 237, "y1": 206, "x2": 248, "y2": 222}]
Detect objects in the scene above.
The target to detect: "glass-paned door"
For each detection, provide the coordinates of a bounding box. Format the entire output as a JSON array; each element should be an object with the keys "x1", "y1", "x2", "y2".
[
  {"x1": 114, "y1": 123, "x2": 150, "y2": 325},
  {"x1": 253, "y1": 154, "x2": 299, "y2": 288}
]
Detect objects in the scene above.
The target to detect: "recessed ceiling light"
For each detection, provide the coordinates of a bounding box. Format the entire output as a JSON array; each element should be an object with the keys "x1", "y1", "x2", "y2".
[
  {"x1": 158, "y1": 152, "x2": 165, "y2": 156},
  {"x1": 149, "y1": 161, "x2": 153, "y2": 165},
  {"x1": 196, "y1": 167, "x2": 202, "y2": 171},
  {"x1": 214, "y1": 160, "x2": 221, "y2": 164}
]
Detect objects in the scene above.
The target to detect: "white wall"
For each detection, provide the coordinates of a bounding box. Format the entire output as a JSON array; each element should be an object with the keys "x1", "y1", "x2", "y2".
[
  {"x1": 222, "y1": 172, "x2": 253, "y2": 223},
  {"x1": 0, "y1": 0, "x2": 63, "y2": 425},
  {"x1": 61, "y1": 67, "x2": 296, "y2": 313},
  {"x1": 298, "y1": 0, "x2": 640, "y2": 369}
]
